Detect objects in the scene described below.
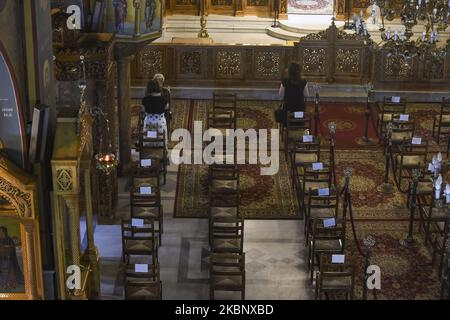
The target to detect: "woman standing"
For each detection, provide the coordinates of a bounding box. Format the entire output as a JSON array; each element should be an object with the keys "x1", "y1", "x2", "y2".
[
  {"x1": 142, "y1": 80, "x2": 168, "y2": 147},
  {"x1": 279, "y1": 62, "x2": 309, "y2": 123}
]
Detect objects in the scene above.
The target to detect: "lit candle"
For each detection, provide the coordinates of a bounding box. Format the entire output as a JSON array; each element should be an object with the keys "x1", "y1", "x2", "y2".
[
  {"x1": 422, "y1": 31, "x2": 426, "y2": 42},
  {"x1": 435, "y1": 174, "x2": 443, "y2": 200},
  {"x1": 394, "y1": 31, "x2": 398, "y2": 40},
  {"x1": 445, "y1": 184, "x2": 450, "y2": 203}
]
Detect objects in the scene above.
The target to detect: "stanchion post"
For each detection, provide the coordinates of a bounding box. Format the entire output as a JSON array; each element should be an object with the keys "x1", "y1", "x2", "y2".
[
  {"x1": 357, "y1": 82, "x2": 376, "y2": 146},
  {"x1": 400, "y1": 168, "x2": 421, "y2": 248},
  {"x1": 362, "y1": 235, "x2": 376, "y2": 300},
  {"x1": 381, "y1": 122, "x2": 394, "y2": 193}
]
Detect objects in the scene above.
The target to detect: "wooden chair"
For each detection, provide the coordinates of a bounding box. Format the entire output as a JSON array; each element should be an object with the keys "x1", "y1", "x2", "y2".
[
  {"x1": 297, "y1": 163, "x2": 333, "y2": 219},
  {"x1": 377, "y1": 97, "x2": 407, "y2": 138},
  {"x1": 389, "y1": 118, "x2": 416, "y2": 152},
  {"x1": 212, "y1": 92, "x2": 237, "y2": 128},
  {"x1": 305, "y1": 187, "x2": 339, "y2": 247},
  {"x1": 315, "y1": 255, "x2": 355, "y2": 300},
  {"x1": 419, "y1": 197, "x2": 449, "y2": 246},
  {"x1": 121, "y1": 218, "x2": 158, "y2": 265},
  {"x1": 308, "y1": 219, "x2": 346, "y2": 283},
  {"x1": 433, "y1": 98, "x2": 450, "y2": 144},
  {"x1": 124, "y1": 263, "x2": 162, "y2": 300},
  {"x1": 210, "y1": 217, "x2": 244, "y2": 254},
  {"x1": 290, "y1": 135, "x2": 321, "y2": 185},
  {"x1": 210, "y1": 253, "x2": 245, "y2": 300},
  {"x1": 130, "y1": 180, "x2": 163, "y2": 245},
  {"x1": 393, "y1": 138, "x2": 428, "y2": 189},
  {"x1": 209, "y1": 164, "x2": 240, "y2": 198},
  {"x1": 284, "y1": 112, "x2": 313, "y2": 161},
  {"x1": 140, "y1": 134, "x2": 168, "y2": 185},
  {"x1": 431, "y1": 217, "x2": 450, "y2": 279}
]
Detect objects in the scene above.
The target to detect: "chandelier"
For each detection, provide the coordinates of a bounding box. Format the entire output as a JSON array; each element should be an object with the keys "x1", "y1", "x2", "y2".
[{"x1": 374, "y1": 0, "x2": 450, "y2": 40}]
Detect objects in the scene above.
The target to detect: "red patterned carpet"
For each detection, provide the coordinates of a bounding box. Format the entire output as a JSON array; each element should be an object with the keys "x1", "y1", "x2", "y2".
[
  {"x1": 319, "y1": 103, "x2": 379, "y2": 149},
  {"x1": 346, "y1": 221, "x2": 441, "y2": 300}
]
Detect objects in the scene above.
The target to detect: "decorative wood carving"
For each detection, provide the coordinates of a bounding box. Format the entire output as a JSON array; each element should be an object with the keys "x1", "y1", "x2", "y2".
[{"x1": 216, "y1": 49, "x2": 243, "y2": 78}]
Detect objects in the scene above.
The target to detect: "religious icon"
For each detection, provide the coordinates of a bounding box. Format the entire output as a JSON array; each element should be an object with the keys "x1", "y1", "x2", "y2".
[
  {"x1": 113, "y1": 0, "x2": 128, "y2": 33},
  {"x1": 0, "y1": 222, "x2": 24, "y2": 293},
  {"x1": 145, "y1": 0, "x2": 156, "y2": 31}
]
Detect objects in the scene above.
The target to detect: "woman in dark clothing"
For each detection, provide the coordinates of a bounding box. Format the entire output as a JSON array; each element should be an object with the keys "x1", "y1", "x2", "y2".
[
  {"x1": 279, "y1": 62, "x2": 309, "y2": 114},
  {"x1": 142, "y1": 80, "x2": 168, "y2": 147}
]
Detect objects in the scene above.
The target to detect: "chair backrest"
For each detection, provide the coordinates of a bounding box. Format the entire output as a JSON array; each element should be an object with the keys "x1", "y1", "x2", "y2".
[
  {"x1": 307, "y1": 187, "x2": 339, "y2": 220},
  {"x1": 440, "y1": 97, "x2": 450, "y2": 116},
  {"x1": 399, "y1": 139, "x2": 429, "y2": 158},
  {"x1": 382, "y1": 97, "x2": 407, "y2": 114},
  {"x1": 390, "y1": 119, "x2": 415, "y2": 142},
  {"x1": 312, "y1": 218, "x2": 346, "y2": 243},
  {"x1": 211, "y1": 217, "x2": 244, "y2": 251},
  {"x1": 286, "y1": 111, "x2": 312, "y2": 129},
  {"x1": 213, "y1": 92, "x2": 237, "y2": 113},
  {"x1": 121, "y1": 218, "x2": 157, "y2": 240},
  {"x1": 302, "y1": 164, "x2": 333, "y2": 187},
  {"x1": 210, "y1": 252, "x2": 245, "y2": 276}
]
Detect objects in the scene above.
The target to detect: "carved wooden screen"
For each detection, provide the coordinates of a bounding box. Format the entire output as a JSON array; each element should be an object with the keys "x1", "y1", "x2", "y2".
[
  {"x1": 132, "y1": 43, "x2": 293, "y2": 87},
  {"x1": 295, "y1": 21, "x2": 369, "y2": 84},
  {"x1": 375, "y1": 48, "x2": 450, "y2": 87}
]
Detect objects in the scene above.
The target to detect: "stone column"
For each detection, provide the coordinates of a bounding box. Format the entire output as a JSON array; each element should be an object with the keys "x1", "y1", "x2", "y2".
[{"x1": 117, "y1": 56, "x2": 134, "y2": 175}]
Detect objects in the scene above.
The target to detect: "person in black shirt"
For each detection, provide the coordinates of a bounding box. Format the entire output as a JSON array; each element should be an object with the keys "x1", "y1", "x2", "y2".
[
  {"x1": 142, "y1": 80, "x2": 168, "y2": 147},
  {"x1": 279, "y1": 62, "x2": 309, "y2": 117}
]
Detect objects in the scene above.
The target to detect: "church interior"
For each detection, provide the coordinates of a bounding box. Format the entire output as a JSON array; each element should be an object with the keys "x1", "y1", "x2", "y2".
[{"x1": 2, "y1": 0, "x2": 450, "y2": 302}]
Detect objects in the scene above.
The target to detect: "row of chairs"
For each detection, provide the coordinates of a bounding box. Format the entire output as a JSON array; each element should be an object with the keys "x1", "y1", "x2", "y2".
[
  {"x1": 281, "y1": 109, "x2": 355, "y2": 299},
  {"x1": 120, "y1": 118, "x2": 169, "y2": 300},
  {"x1": 207, "y1": 94, "x2": 246, "y2": 300}
]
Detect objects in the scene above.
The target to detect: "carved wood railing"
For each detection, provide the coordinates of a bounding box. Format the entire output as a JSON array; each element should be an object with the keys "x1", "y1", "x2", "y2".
[
  {"x1": 293, "y1": 20, "x2": 371, "y2": 85},
  {"x1": 132, "y1": 43, "x2": 294, "y2": 87},
  {"x1": 131, "y1": 22, "x2": 450, "y2": 91},
  {"x1": 374, "y1": 41, "x2": 450, "y2": 90}
]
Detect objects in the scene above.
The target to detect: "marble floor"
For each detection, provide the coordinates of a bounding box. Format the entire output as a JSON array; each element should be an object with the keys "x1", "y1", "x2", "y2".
[{"x1": 96, "y1": 163, "x2": 314, "y2": 300}]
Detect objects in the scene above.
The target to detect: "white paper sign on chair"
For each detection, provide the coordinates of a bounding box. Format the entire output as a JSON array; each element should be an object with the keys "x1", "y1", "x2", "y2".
[
  {"x1": 135, "y1": 264, "x2": 149, "y2": 273},
  {"x1": 147, "y1": 131, "x2": 158, "y2": 138},
  {"x1": 141, "y1": 159, "x2": 152, "y2": 167},
  {"x1": 318, "y1": 188, "x2": 330, "y2": 196},
  {"x1": 132, "y1": 218, "x2": 144, "y2": 227},
  {"x1": 140, "y1": 186, "x2": 152, "y2": 195},
  {"x1": 412, "y1": 137, "x2": 422, "y2": 145},
  {"x1": 399, "y1": 114, "x2": 409, "y2": 121},
  {"x1": 312, "y1": 162, "x2": 323, "y2": 171},
  {"x1": 391, "y1": 96, "x2": 401, "y2": 103},
  {"x1": 294, "y1": 112, "x2": 304, "y2": 119},
  {"x1": 323, "y1": 218, "x2": 336, "y2": 228},
  {"x1": 332, "y1": 254, "x2": 345, "y2": 264},
  {"x1": 303, "y1": 135, "x2": 313, "y2": 143}
]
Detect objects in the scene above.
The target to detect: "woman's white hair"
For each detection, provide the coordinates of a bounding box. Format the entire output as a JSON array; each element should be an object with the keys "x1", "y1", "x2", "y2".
[{"x1": 153, "y1": 73, "x2": 165, "y2": 85}]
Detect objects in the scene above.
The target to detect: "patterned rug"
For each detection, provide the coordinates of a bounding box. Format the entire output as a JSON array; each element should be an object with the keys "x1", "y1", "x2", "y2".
[
  {"x1": 174, "y1": 100, "x2": 298, "y2": 219},
  {"x1": 346, "y1": 221, "x2": 441, "y2": 300},
  {"x1": 320, "y1": 103, "x2": 379, "y2": 149},
  {"x1": 288, "y1": 0, "x2": 334, "y2": 14},
  {"x1": 335, "y1": 150, "x2": 408, "y2": 220},
  {"x1": 175, "y1": 161, "x2": 299, "y2": 219}
]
